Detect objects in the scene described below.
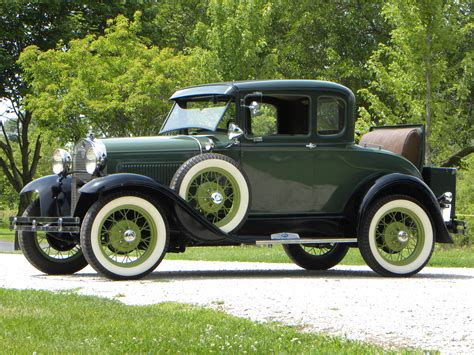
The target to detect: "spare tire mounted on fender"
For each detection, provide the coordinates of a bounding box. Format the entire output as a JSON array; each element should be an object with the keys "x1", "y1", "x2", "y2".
[{"x1": 171, "y1": 153, "x2": 250, "y2": 233}]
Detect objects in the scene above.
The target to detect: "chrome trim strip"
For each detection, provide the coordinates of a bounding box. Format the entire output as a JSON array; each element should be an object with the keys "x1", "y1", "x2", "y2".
[{"x1": 255, "y1": 238, "x2": 357, "y2": 245}]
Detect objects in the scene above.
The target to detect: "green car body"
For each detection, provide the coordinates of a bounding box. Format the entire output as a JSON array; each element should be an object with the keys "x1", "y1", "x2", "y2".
[{"x1": 11, "y1": 80, "x2": 464, "y2": 279}]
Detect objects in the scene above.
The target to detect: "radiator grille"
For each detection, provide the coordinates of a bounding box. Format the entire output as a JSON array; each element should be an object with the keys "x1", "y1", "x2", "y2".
[
  {"x1": 71, "y1": 139, "x2": 94, "y2": 214},
  {"x1": 117, "y1": 162, "x2": 181, "y2": 185}
]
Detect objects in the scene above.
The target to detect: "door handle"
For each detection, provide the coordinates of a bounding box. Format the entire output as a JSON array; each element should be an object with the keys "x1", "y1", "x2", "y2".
[{"x1": 306, "y1": 143, "x2": 317, "y2": 149}]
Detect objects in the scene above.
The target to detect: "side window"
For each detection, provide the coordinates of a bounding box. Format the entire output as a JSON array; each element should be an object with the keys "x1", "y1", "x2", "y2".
[
  {"x1": 317, "y1": 96, "x2": 345, "y2": 136},
  {"x1": 246, "y1": 95, "x2": 310, "y2": 136},
  {"x1": 250, "y1": 103, "x2": 277, "y2": 136}
]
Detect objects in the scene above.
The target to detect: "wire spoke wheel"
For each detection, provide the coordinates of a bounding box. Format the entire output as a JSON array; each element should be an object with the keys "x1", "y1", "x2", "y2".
[
  {"x1": 186, "y1": 167, "x2": 240, "y2": 228},
  {"x1": 98, "y1": 205, "x2": 157, "y2": 268},
  {"x1": 171, "y1": 153, "x2": 250, "y2": 233},
  {"x1": 34, "y1": 232, "x2": 82, "y2": 262},
  {"x1": 81, "y1": 193, "x2": 168, "y2": 280},
  {"x1": 374, "y1": 208, "x2": 424, "y2": 265},
  {"x1": 359, "y1": 195, "x2": 434, "y2": 277},
  {"x1": 18, "y1": 200, "x2": 88, "y2": 275},
  {"x1": 301, "y1": 243, "x2": 336, "y2": 256},
  {"x1": 283, "y1": 243, "x2": 349, "y2": 270}
]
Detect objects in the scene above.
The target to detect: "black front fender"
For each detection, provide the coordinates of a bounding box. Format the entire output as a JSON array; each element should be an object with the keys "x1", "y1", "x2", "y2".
[
  {"x1": 358, "y1": 173, "x2": 453, "y2": 243},
  {"x1": 20, "y1": 175, "x2": 72, "y2": 217},
  {"x1": 77, "y1": 173, "x2": 235, "y2": 243}
]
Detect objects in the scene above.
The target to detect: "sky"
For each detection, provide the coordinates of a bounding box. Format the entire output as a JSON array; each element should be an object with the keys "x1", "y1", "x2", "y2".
[{"x1": 0, "y1": 99, "x2": 15, "y2": 124}]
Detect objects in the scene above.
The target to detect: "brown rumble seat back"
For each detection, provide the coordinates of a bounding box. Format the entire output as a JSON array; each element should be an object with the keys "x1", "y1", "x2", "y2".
[{"x1": 359, "y1": 127, "x2": 422, "y2": 168}]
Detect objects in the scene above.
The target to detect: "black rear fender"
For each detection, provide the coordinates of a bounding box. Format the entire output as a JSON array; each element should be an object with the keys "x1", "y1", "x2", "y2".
[
  {"x1": 76, "y1": 173, "x2": 232, "y2": 243},
  {"x1": 357, "y1": 173, "x2": 453, "y2": 243}
]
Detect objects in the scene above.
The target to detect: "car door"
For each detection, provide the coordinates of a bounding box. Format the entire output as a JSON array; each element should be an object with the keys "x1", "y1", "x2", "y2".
[{"x1": 238, "y1": 91, "x2": 318, "y2": 214}]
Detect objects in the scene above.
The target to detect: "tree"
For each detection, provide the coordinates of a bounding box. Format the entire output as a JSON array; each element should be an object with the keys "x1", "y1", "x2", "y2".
[
  {"x1": 276, "y1": 1, "x2": 390, "y2": 92},
  {"x1": 0, "y1": 1, "x2": 148, "y2": 213},
  {"x1": 194, "y1": 0, "x2": 281, "y2": 80},
  {"x1": 20, "y1": 13, "x2": 222, "y2": 142},
  {"x1": 359, "y1": 0, "x2": 473, "y2": 166}
]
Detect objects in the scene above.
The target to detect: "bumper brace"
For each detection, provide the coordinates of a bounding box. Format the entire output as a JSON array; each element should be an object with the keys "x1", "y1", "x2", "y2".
[
  {"x1": 10, "y1": 216, "x2": 81, "y2": 233},
  {"x1": 446, "y1": 219, "x2": 467, "y2": 235}
]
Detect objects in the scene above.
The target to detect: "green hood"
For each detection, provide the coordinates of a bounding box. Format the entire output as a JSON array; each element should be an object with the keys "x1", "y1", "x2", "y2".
[
  {"x1": 102, "y1": 135, "x2": 202, "y2": 154},
  {"x1": 100, "y1": 134, "x2": 228, "y2": 185}
]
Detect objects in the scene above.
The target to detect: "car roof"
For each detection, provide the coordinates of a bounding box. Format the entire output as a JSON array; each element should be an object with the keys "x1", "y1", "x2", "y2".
[{"x1": 170, "y1": 80, "x2": 354, "y2": 100}]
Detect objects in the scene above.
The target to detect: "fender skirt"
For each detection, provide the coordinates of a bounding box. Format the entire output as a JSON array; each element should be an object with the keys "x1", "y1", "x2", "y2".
[
  {"x1": 20, "y1": 175, "x2": 72, "y2": 217},
  {"x1": 77, "y1": 173, "x2": 239, "y2": 243},
  {"x1": 358, "y1": 173, "x2": 453, "y2": 243}
]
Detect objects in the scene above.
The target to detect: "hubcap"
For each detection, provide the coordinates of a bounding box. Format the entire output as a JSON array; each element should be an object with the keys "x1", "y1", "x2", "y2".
[
  {"x1": 375, "y1": 208, "x2": 425, "y2": 265},
  {"x1": 211, "y1": 192, "x2": 223, "y2": 204},
  {"x1": 398, "y1": 230, "x2": 409, "y2": 243},
  {"x1": 123, "y1": 229, "x2": 137, "y2": 243}
]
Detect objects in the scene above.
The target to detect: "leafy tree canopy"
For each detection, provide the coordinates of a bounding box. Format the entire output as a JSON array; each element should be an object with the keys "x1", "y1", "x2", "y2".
[
  {"x1": 20, "y1": 13, "x2": 222, "y2": 142},
  {"x1": 359, "y1": 0, "x2": 472, "y2": 165}
]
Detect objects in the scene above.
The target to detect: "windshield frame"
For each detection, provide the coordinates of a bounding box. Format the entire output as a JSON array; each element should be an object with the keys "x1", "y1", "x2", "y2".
[{"x1": 159, "y1": 95, "x2": 233, "y2": 134}]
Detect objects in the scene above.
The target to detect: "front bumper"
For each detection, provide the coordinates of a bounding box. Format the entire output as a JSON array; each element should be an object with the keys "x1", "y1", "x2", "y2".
[{"x1": 10, "y1": 216, "x2": 81, "y2": 233}]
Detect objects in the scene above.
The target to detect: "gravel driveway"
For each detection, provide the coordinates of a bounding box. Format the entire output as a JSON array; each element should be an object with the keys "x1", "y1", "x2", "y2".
[{"x1": 0, "y1": 253, "x2": 472, "y2": 353}]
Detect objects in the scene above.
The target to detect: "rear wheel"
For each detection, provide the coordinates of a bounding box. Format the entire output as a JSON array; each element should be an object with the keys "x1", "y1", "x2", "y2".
[
  {"x1": 359, "y1": 195, "x2": 434, "y2": 277},
  {"x1": 18, "y1": 200, "x2": 87, "y2": 275},
  {"x1": 80, "y1": 192, "x2": 169, "y2": 280},
  {"x1": 283, "y1": 243, "x2": 349, "y2": 270}
]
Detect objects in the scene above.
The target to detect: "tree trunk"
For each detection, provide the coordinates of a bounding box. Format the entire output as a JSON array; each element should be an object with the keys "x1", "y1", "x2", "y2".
[
  {"x1": 441, "y1": 146, "x2": 474, "y2": 167},
  {"x1": 424, "y1": 24, "x2": 432, "y2": 166},
  {"x1": 1, "y1": 109, "x2": 41, "y2": 250}
]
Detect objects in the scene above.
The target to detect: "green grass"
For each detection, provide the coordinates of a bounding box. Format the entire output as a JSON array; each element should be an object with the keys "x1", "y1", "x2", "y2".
[
  {"x1": 0, "y1": 227, "x2": 14, "y2": 242},
  {"x1": 166, "y1": 244, "x2": 474, "y2": 268},
  {"x1": 0, "y1": 288, "x2": 412, "y2": 354}
]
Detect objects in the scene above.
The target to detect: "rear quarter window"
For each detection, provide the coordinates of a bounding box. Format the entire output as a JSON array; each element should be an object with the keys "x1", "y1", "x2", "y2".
[{"x1": 317, "y1": 96, "x2": 345, "y2": 136}]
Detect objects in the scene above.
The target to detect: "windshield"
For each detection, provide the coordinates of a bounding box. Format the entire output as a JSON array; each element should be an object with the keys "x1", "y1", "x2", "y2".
[{"x1": 160, "y1": 96, "x2": 233, "y2": 134}]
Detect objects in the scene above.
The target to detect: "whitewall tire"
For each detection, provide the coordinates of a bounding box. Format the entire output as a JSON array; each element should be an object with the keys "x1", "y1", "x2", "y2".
[
  {"x1": 80, "y1": 192, "x2": 169, "y2": 280},
  {"x1": 170, "y1": 153, "x2": 250, "y2": 233},
  {"x1": 359, "y1": 195, "x2": 434, "y2": 277}
]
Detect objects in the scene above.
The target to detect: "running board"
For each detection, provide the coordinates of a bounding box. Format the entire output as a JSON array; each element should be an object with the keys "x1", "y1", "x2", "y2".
[{"x1": 255, "y1": 238, "x2": 357, "y2": 245}]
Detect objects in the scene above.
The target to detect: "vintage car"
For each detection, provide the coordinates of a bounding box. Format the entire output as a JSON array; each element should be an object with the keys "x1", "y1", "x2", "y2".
[{"x1": 10, "y1": 80, "x2": 464, "y2": 280}]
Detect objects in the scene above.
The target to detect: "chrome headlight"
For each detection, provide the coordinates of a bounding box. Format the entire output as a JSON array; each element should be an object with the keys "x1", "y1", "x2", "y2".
[
  {"x1": 52, "y1": 149, "x2": 71, "y2": 175},
  {"x1": 85, "y1": 144, "x2": 106, "y2": 175}
]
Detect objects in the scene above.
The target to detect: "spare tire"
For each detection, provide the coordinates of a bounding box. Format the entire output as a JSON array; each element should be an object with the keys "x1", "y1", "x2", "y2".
[{"x1": 170, "y1": 153, "x2": 250, "y2": 233}]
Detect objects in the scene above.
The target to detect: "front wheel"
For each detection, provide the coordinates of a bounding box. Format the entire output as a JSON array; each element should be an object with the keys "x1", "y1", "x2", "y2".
[
  {"x1": 80, "y1": 192, "x2": 169, "y2": 280},
  {"x1": 283, "y1": 243, "x2": 349, "y2": 270},
  {"x1": 358, "y1": 195, "x2": 435, "y2": 277},
  {"x1": 18, "y1": 200, "x2": 87, "y2": 275}
]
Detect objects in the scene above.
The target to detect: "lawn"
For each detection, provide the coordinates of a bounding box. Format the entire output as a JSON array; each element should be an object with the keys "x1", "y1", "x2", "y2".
[
  {"x1": 0, "y1": 227, "x2": 14, "y2": 242},
  {"x1": 0, "y1": 288, "x2": 414, "y2": 354},
  {"x1": 166, "y1": 244, "x2": 474, "y2": 268}
]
